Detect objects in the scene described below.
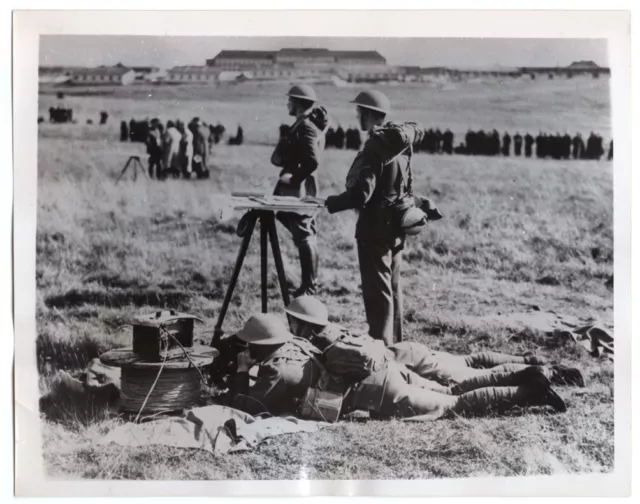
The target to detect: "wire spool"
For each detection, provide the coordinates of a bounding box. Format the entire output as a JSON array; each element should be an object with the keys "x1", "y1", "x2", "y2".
[
  {"x1": 100, "y1": 344, "x2": 219, "y2": 417},
  {"x1": 120, "y1": 367, "x2": 203, "y2": 414}
]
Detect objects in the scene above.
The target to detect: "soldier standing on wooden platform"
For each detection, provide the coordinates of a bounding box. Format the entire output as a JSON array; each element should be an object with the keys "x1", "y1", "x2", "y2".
[
  {"x1": 324, "y1": 90, "x2": 429, "y2": 346},
  {"x1": 271, "y1": 85, "x2": 328, "y2": 298}
]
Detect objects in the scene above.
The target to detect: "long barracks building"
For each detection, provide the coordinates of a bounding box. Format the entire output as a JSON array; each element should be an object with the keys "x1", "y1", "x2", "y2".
[{"x1": 206, "y1": 48, "x2": 386, "y2": 70}]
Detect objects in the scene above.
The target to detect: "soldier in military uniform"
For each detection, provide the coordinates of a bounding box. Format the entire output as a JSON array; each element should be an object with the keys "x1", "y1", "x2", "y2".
[
  {"x1": 270, "y1": 85, "x2": 328, "y2": 298},
  {"x1": 189, "y1": 117, "x2": 210, "y2": 179},
  {"x1": 513, "y1": 132, "x2": 523, "y2": 156},
  {"x1": 285, "y1": 296, "x2": 585, "y2": 389},
  {"x1": 502, "y1": 132, "x2": 511, "y2": 156},
  {"x1": 229, "y1": 312, "x2": 568, "y2": 420},
  {"x1": 524, "y1": 133, "x2": 534, "y2": 158},
  {"x1": 225, "y1": 313, "x2": 324, "y2": 416},
  {"x1": 324, "y1": 91, "x2": 433, "y2": 346},
  {"x1": 335, "y1": 126, "x2": 346, "y2": 149}
]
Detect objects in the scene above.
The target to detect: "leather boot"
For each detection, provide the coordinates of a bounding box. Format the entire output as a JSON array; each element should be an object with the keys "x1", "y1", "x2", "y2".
[
  {"x1": 453, "y1": 382, "x2": 566, "y2": 417},
  {"x1": 523, "y1": 350, "x2": 545, "y2": 365},
  {"x1": 293, "y1": 240, "x2": 318, "y2": 297},
  {"x1": 449, "y1": 366, "x2": 550, "y2": 395},
  {"x1": 549, "y1": 365, "x2": 585, "y2": 387}
]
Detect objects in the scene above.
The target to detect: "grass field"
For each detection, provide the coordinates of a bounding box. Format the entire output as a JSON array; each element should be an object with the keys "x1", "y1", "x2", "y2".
[{"x1": 36, "y1": 77, "x2": 614, "y2": 480}]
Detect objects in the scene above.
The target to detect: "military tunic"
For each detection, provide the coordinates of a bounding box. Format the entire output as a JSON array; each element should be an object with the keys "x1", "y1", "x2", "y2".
[
  {"x1": 228, "y1": 337, "x2": 323, "y2": 417},
  {"x1": 325, "y1": 123, "x2": 430, "y2": 345},
  {"x1": 271, "y1": 110, "x2": 326, "y2": 295}
]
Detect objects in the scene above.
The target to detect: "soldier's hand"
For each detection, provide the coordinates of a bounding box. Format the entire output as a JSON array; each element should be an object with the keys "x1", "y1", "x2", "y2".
[
  {"x1": 237, "y1": 349, "x2": 257, "y2": 373},
  {"x1": 279, "y1": 173, "x2": 293, "y2": 185}
]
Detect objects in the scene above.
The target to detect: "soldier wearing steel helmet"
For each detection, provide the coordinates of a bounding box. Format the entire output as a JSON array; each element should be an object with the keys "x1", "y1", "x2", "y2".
[
  {"x1": 284, "y1": 295, "x2": 585, "y2": 389},
  {"x1": 225, "y1": 313, "x2": 324, "y2": 416},
  {"x1": 323, "y1": 90, "x2": 432, "y2": 346},
  {"x1": 227, "y1": 309, "x2": 568, "y2": 419},
  {"x1": 271, "y1": 84, "x2": 329, "y2": 298}
]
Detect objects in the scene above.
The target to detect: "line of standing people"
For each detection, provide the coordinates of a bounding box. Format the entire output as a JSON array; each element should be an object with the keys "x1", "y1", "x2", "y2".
[{"x1": 146, "y1": 117, "x2": 212, "y2": 180}]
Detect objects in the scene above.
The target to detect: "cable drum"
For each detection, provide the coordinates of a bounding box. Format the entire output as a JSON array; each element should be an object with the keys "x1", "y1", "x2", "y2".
[
  {"x1": 100, "y1": 344, "x2": 219, "y2": 417},
  {"x1": 120, "y1": 367, "x2": 204, "y2": 414}
]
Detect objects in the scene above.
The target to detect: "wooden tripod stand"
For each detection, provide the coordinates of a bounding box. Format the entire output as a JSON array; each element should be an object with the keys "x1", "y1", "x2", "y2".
[
  {"x1": 116, "y1": 155, "x2": 147, "y2": 184},
  {"x1": 211, "y1": 210, "x2": 291, "y2": 344}
]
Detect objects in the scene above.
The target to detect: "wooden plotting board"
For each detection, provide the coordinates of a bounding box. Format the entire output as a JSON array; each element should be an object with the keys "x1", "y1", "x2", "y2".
[{"x1": 225, "y1": 193, "x2": 325, "y2": 212}]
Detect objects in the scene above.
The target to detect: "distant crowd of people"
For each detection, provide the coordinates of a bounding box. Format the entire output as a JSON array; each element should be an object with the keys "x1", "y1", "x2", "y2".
[
  {"x1": 46, "y1": 107, "x2": 74, "y2": 124},
  {"x1": 458, "y1": 130, "x2": 611, "y2": 160},
  {"x1": 119, "y1": 117, "x2": 245, "y2": 180},
  {"x1": 39, "y1": 108, "x2": 110, "y2": 125},
  {"x1": 282, "y1": 124, "x2": 611, "y2": 161}
]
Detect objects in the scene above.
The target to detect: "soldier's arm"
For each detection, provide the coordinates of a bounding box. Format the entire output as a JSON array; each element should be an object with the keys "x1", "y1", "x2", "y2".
[
  {"x1": 289, "y1": 122, "x2": 321, "y2": 186},
  {"x1": 229, "y1": 362, "x2": 286, "y2": 416},
  {"x1": 325, "y1": 145, "x2": 382, "y2": 214}
]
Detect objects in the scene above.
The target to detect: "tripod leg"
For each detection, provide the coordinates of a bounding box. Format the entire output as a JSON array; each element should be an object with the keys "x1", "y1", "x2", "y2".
[
  {"x1": 136, "y1": 159, "x2": 148, "y2": 178},
  {"x1": 212, "y1": 212, "x2": 257, "y2": 345},
  {"x1": 116, "y1": 158, "x2": 133, "y2": 184},
  {"x1": 260, "y1": 213, "x2": 269, "y2": 313},
  {"x1": 266, "y1": 213, "x2": 290, "y2": 308}
]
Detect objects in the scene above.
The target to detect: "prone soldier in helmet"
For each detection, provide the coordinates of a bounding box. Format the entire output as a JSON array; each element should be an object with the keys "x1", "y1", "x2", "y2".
[
  {"x1": 285, "y1": 296, "x2": 585, "y2": 389},
  {"x1": 323, "y1": 90, "x2": 433, "y2": 346},
  {"x1": 225, "y1": 312, "x2": 568, "y2": 420},
  {"x1": 271, "y1": 85, "x2": 328, "y2": 297}
]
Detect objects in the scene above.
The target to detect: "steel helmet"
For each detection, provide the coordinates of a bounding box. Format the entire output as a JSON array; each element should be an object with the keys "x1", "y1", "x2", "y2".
[
  {"x1": 285, "y1": 296, "x2": 329, "y2": 326},
  {"x1": 237, "y1": 313, "x2": 294, "y2": 345},
  {"x1": 400, "y1": 207, "x2": 428, "y2": 236},
  {"x1": 350, "y1": 90, "x2": 390, "y2": 114},
  {"x1": 287, "y1": 84, "x2": 317, "y2": 102}
]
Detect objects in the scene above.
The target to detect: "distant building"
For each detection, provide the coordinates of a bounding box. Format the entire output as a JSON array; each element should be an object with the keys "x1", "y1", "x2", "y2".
[
  {"x1": 70, "y1": 66, "x2": 136, "y2": 85},
  {"x1": 252, "y1": 67, "x2": 323, "y2": 80},
  {"x1": 130, "y1": 66, "x2": 161, "y2": 80},
  {"x1": 332, "y1": 50, "x2": 386, "y2": 66},
  {"x1": 336, "y1": 65, "x2": 404, "y2": 83},
  {"x1": 206, "y1": 48, "x2": 387, "y2": 71},
  {"x1": 276, "y1": 48, "x2": 335, "y2": 67},
  {"x1": 519, "y1": 61, "x2": 610, "y2": 78},
  {"x1": 166, "y1": 66, "x2": 220, "y2": 84},
  {"x1": 38, "y1": 66, "x2": 79, "y2": 84},
  {"x1": 206, "y1": 51, "x2": 276, "y2": 69}
]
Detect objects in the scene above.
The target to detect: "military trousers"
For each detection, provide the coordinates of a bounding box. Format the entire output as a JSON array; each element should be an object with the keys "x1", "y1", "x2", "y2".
[
  {"x1": 277, "y1": 212, "x2": 319, "y2": 295},
  {"x1": 387, "y1": 342, "x2": 535, "y2": 385},
  {"x1": 376, "y1": 362, "x2": 544, "y2": 419},
  {"x1": 357, "y1": 238, "x2": 403, "y2": 346}
]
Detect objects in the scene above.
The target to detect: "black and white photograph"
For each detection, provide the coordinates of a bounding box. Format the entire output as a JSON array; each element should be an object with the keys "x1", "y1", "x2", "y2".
[{"x1": 12, "y1": 9, "x2": 632, "y2": 497}]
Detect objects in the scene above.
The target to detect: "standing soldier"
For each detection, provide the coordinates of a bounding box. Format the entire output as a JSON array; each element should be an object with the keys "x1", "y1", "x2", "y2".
[
  {"x1": 608, "y1": 139, "x2": 613, "y2": 160},
  {"x1": 572, "y1": 133, "x2": 585, "y2": 160},
  {"x1": 271, "y1": 85, "x2": 328, "y2": 297},
  {"x1": 524, "y1": 133, "x2": 534, "y2": 158},
  {"x1": 514, "y1": 132, "x2": 523, "y2": 156},
  {"x1": 325, "y1": 127, "x2": 336, "y2": 148},
  {"x1": 443, "y1": 129, "x2": 454, "y2": 154},
  {"x1": 324, "y1": 90, "x2": 427, "y2": 346},
  {"x1": 335, "y1": 126, "x2": 346, "y2": 149},
  {"x1": 176, "y1": 120, "x2": 193, "y2": 179},
  {"x1": 502, "y1": 132, "x2": 511, "y2": 156},
  {"x1": 189, "y1": 118, "x2": 210, "y2": 179},
  {"x1": 162, "y1": 120, "x2": 182, "y2": 178},
  {"x1": 146, "y1": 120, "x2": 163, "y2": 179},
  {"x1": 491, "y1": 129, "x2": 501, "y2": 156},
  {"x1": 120, "y1": 120, "x2": 129, "y2": 142}
]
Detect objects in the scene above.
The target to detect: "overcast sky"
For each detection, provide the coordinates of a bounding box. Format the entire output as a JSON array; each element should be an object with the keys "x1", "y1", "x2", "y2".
[{"x1": 39, "y1": 36, "x2": 608, "y2": 69}]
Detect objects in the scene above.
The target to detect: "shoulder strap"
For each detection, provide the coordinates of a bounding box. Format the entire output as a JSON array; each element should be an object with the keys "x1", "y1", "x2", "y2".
[{"x1": 290, "y1": 339, "x2": 328, "y2": 374}]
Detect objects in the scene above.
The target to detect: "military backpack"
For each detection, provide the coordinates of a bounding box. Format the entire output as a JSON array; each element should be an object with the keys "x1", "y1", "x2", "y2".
[{"x1": 321, "y1": 325, "x2": 389, "y2": 382}]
